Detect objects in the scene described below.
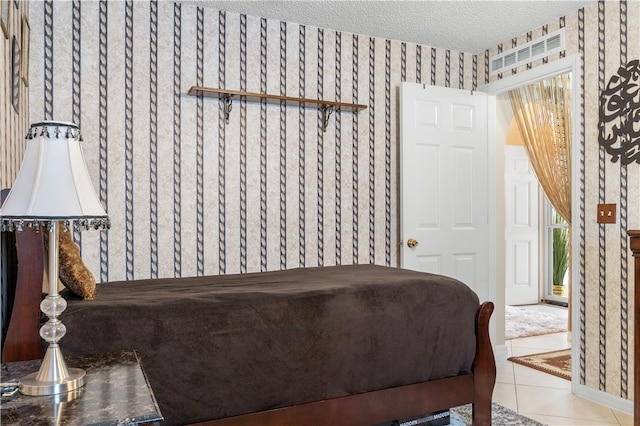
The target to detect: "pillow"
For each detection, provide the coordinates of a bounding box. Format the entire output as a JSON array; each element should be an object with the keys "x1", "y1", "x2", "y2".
[{"x1": 44, "y1": 228, "x2": 96, "y2": 300}]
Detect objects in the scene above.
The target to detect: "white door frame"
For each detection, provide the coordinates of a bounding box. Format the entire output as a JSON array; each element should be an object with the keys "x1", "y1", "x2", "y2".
[
  {"x1": 480, "y1": 55, "x2": 634, "y2": 413},
  {"x1": 480, "y1": 54, "x2": 579, "y2": 364}
]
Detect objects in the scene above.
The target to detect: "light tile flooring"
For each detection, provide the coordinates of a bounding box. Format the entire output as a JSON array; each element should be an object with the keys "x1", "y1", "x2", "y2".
[{"x1": 495, "y1": 332, "x2": 634, "y2": 425}]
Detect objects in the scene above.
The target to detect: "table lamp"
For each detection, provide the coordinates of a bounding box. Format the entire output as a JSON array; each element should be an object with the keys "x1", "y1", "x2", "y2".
[{"x1": 0, "y1": 121, "x2": 109, "y2": 396}]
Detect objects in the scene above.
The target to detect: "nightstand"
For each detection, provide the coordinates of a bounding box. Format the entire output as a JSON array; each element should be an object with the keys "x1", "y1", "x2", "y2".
[{"x1": 1, "y1": 351, "x2": 163, "y2": 425}]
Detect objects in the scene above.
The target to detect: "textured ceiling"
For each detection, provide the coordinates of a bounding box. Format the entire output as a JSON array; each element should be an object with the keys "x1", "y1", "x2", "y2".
[{"x1": 200, "y1": 0, "x2": 595, "y2": 54}]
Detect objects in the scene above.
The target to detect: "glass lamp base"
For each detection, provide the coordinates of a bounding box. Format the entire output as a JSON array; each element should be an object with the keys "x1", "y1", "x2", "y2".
[{"x1": 19, "y1": 367, "x2": 86, "y2": 396}]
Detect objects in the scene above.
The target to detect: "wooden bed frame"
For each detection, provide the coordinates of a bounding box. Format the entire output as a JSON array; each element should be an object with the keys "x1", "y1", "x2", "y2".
[
  {"x1": 191, "y1": 302, "x2": 494, "y2": 426},
  {"x1": 1, "y1": 192, "x2": 497, "y2": 426}
]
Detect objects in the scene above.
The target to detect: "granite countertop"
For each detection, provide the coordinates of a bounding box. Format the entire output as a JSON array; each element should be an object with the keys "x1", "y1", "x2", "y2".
[{"x1": 1, "y1": 351, "x2": 163, "y2": 426}]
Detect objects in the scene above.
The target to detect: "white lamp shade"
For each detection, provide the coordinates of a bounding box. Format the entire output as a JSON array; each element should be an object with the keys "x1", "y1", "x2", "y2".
[{"x1": 0, "y1": 121, "x2": 108, "y2": 222}]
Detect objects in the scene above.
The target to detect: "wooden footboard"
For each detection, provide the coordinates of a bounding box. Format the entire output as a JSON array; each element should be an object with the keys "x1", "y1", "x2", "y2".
[
  {"x1": 473, "y1": 301, "x2": 496, "y2": 425},
  {"x1": 189, "y1": 302, "x2": 495, "y2": 426}
]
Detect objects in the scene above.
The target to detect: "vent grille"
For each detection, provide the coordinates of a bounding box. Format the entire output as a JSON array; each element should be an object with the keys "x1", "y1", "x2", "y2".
[
  {"x1": 531, "y1": 40, "x2": 546, "y2": 56},
  {"x1": 546, "y1": 33, "x2": 562, "y2": 50},
  {"x1": 490, "y1": 28, "x2": 565, "y2": 76}
]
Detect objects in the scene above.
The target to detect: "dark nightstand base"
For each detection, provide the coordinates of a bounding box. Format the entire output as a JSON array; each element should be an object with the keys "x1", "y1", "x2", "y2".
[{"x1": 2, "y1": 351, "x2": 163, "y2": 426}]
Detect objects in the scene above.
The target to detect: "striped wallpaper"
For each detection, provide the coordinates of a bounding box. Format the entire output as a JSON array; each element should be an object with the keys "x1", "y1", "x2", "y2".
[
  {"x1": 0, "y1": 0, "x2": 29, "y2": 352},
  {"x1": 581, "y1": 1, "x2": 637, "y2": 402},
  {"x1": 28, "y1": 0, "x2": 479, "y2": 282},
  {"x1": 1, "y1": 0, "x2": 29, "y2": 191},
  {"x1": 21, "y1": 0, "x2": 640, "y2": 406},
  {"x1": 483, "y1": 0, "x2": 640, "y2": 405}
]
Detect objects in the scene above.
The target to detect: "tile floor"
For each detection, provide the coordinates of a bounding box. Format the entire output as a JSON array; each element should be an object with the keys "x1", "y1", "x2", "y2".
[{"x1": 496, "y1": 332, "x2": 634, "y2": 425}]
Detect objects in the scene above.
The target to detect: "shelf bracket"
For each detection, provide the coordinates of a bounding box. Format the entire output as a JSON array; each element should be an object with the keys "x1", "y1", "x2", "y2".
[
  {"x1": 321, "y1": 105, "x2": 334, "y2": 132},
  {"x1": 223, "y1": 95, "x2": 233, "y2": 125}
]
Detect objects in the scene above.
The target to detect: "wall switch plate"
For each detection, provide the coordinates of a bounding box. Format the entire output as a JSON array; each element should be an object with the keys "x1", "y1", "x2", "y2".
[{"x1": 597, "y1": 203, "x2": 616, "y2": 224}]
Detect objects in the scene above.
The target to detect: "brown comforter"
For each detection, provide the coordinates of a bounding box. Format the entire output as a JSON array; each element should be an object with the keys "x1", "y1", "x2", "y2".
[{"x1": 60, "y1": 264, "x2": 480, "y2": 425}]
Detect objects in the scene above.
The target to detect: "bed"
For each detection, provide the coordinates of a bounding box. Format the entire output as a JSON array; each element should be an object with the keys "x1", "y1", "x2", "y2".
[{"x1": 1, "y1": 214, "x2": 496, "y2": 426}]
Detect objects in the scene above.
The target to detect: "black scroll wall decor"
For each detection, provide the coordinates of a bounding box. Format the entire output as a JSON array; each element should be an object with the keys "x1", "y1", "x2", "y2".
[{"x1": 598, "y1": 59, "x2": 640, "y2": 165}]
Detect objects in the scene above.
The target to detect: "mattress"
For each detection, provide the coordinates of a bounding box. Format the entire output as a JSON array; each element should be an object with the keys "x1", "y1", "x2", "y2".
[{"x1": 60, "y1": 264, "x2": 480, "y2": 425}]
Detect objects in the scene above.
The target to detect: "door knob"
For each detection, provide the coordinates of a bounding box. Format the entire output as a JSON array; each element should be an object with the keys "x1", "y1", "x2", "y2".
[{"x1": 407, "y1": 238, "x2": 419, "y2": 248}]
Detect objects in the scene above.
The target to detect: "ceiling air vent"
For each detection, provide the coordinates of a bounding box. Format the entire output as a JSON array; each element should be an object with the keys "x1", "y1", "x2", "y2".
[
  {"x1": 492, "y1": 57, "x2": 503, "y2": 72},
  {"x1": 517, "y1": 47, "x2": 530, "y2": 62},
  {"x1": 490, "y1": 28, "x2": 565, "y2": 76},
  {"x1": 504, "y1": 52, "x2": 517, "y2": 67},
  {"x1": 546, "y1": 33, "x2": 562, "y2": 50},
  {"x1": 531, "y1": 40, "x2": 546, "y2": 56}
]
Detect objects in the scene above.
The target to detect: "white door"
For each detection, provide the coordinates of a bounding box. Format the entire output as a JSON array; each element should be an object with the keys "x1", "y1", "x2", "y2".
[
  {"x1": 504, "y1": 145, "x2": 539, "y2": 305},
  {"x1": 400, "y1": 83, "x2": 490, "y2": 302}
]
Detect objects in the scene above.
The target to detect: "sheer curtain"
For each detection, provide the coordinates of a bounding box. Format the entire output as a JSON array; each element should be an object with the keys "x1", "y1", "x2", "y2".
[{"x1": 508, "y1": 73, "x2": 572, "y2": 225}]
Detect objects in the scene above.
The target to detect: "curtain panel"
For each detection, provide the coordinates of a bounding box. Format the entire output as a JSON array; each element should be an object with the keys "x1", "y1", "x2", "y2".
[{"x1": 508, "y1": 73, "x2": 572, "y2": 225}]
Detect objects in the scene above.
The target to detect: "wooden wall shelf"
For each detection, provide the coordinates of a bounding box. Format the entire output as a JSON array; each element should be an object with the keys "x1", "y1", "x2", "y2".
[{"x1": 187, "y1": 86, "x2": 366, "y2": 131}]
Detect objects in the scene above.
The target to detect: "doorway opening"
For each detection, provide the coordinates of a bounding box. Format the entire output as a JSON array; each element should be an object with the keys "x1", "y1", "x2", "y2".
[
  {"x1": 501, "y1": 89, "x2": 571, "y2": 309},
  {"x1": 500, "y1": 80, "x2": 571, "y2": 338},
  {"x1": 482, "y1": 55, "x2": 579, "y2": 350}
]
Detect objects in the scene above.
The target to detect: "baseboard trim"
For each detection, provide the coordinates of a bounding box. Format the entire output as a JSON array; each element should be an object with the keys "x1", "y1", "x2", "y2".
[
  {"x1": 494, "y1": 344, "x2": 508, "y2": 362},
  {"x1": 574, "y1": 383, "x2": 633, "y2": 415}
]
